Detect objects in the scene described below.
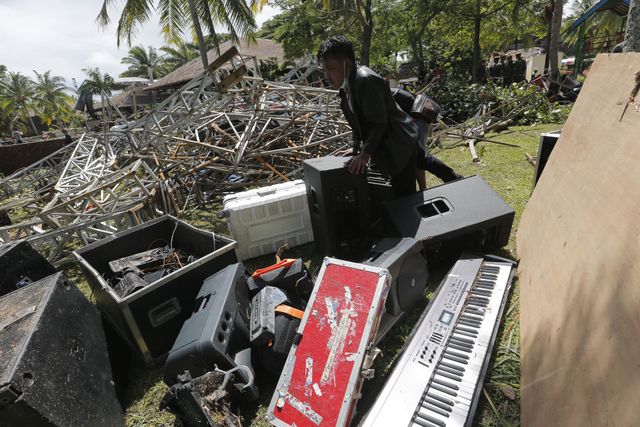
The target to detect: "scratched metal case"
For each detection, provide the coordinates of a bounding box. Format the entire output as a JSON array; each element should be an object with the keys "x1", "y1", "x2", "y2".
[{"x1": 267, "y1": 257, "x2": 390, "y2": 427}]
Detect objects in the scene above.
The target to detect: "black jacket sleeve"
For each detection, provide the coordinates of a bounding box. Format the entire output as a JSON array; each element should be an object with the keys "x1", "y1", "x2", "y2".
[{"x1": 358, "y1": 75, "x2": 388, "y2": 156}]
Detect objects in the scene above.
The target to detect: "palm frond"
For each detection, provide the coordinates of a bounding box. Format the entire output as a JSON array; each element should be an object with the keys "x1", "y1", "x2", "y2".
[{"x1": 159, "y1": 0, "x2": 188, "y2": 43}]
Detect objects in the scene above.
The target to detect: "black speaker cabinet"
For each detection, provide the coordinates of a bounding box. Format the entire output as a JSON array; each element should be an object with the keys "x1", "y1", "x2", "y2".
[
  {"x1": 0, "y1": 241, "x2": 56, "y2": 298},
  {"x1": 361, "y1": 238, "x2": 428, "y2": 343},
  {"x1": 0, "y1": 273, "x2": 123, "y2": 426},
  {"x1": 303, "y1": 156, "x2": 370, "y2": 259},
  {"x1": 533, "y1": 131, "x2": 561, "y2": 188},
  {"x1": 384, "y1": 175, "x2": 514, "y2": 255}
]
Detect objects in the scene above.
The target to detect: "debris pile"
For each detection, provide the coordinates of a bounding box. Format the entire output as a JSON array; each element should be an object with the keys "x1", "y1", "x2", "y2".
[{"x1": 0, "y1": 48, "x2": 349, "y2": 263}]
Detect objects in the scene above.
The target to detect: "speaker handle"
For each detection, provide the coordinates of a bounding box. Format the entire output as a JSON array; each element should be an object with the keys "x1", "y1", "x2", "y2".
[
  {"x1": 148, "y1": 297, "x2": 181, "y2": 327},
  {"x1": 310, "y1": 187, "x2": 319, "y2": 214}
]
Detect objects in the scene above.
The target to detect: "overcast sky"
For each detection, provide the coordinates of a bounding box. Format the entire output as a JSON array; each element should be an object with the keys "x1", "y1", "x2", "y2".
[{"x1": 0, "y1": 0, "x2": 280, "y2": 87}]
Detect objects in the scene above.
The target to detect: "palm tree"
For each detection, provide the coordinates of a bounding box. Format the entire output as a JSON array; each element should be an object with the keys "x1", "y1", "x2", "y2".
[
  {"x1": 563, "y1": 0, "x2": 625, "y2": 46},
  {"x1": 160, "y1": 39, "x2": 199, "y2": 71},
  {"x1": 96, "y1": 0, "x2": 258, "y2": 70},
  {"x1": 77, "y1": 68, "x2": 115, "y2": 120},
  {"x1": 0, "y1": 72, "x2": 38, "y2": 135},
  {"x1": 121, "y1": 45, "x2": 167, "y2": 80},
  {"x1": 79, "y1": 68, "x2": 115, "y2": 96},
  {"x1": 33, "y1": 70, "x2": 71, "y2": 127}
]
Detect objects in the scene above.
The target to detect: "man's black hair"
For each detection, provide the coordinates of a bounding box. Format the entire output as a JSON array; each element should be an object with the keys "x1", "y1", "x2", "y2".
[{"x1": 317, "y1": 36, "x2": 355, "y2": 63}]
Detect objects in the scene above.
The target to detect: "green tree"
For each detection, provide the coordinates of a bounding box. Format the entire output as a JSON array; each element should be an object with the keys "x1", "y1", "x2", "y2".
[
  {"x1": 549, "y1": 0, "x2": 564, "y2": 83},
  {"x1": 318, "y1": 0, "x2": 375, "y2": 65},
  {"x1": 160, "y1": 39, "x2": 200, "y2": 71},
  {"x1": 79, "y1": 67, "x2": 115, "y2": 96},
  {"x1": 258, "y1": 0, "x2": 344, "y2": 60},
  {"x1": 96, "y1": 0, "x2": 258, "y2": 70},
  {"x1": 0, "y1": 72, "x2": 38, "y2": 135},
  {"x1": 563, "y1": 0, "x2": 625, "y2": 47},
  {"x1": 121, "y1": 45, "x2": 167, "y2": 79},
  {"x1": 33, "y1": 70, "x2": 72, "y2": 127}
]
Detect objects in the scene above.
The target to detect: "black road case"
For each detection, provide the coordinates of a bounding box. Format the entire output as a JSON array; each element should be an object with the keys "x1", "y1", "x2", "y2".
[{"x1": 74, "y1": 215, "x2": 237, "y2": 363}]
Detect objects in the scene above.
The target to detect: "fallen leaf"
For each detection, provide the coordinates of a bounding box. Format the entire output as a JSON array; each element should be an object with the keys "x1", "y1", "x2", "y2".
[{"x1": 499, "y1": 384, "x2": 516, "y2": 401}]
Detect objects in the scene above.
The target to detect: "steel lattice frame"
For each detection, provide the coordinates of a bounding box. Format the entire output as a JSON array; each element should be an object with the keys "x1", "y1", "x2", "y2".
[{"x1": 0, "y1": 49, "x2": 351, "y2": 263}]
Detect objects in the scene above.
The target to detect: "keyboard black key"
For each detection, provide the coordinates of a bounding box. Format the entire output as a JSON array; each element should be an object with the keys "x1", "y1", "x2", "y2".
[
  {"x1": 435, "y1": 369, "x2": 463, "y2": 382},
  {"x1": 449, "y1": 339, "x2": 473, "y2": 350},
  {"x1": 450, "y1": 334, "x2": 475, "y2": 345},
  {"x1": 433, "y1": 377, "x2": 459, "y2": 391},
  {"x1": 413, "y1": 415, "x2": 442, "y2": 427},
  {"x1": 415, "y1": 412, "x2": 446, "y2": 427},
  {"x1": 427, "y1": 391, "x2": 455, "y2": 407},
  {"x1": 424, "y1": 397, "x2": 453, "y2": 413},
  {"x1": 421, "y1": 403, "x2": 451, "y2": 418},
  {"x1": 443, "y1": 352, "x2": 468, "y2": 364},
  {"x1": 447, "y1": 341, "x2": 472, "y2": 353},
  {"x1": 439, "y1": 361, "x2": 465, "y2": 374},
  {"x1": 431, "y1": 383, "x2": 457, "y2": 397},
  {"x1": 455, "y1": 327, "x2": 478, "y2": 337}
]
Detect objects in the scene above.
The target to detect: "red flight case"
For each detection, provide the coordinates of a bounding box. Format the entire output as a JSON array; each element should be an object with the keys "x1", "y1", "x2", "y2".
[{"x1": 267, "y1": 257, "x2": 390, "y2": 427}]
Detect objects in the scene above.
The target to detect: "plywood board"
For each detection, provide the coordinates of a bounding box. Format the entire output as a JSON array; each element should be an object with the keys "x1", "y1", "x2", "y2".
[{"x1": 517, "y1": 53, "x2": 640, "y2": 426}]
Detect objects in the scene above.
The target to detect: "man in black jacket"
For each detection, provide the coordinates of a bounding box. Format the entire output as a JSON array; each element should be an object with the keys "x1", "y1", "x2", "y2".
[{"x1": 317, "y1": 36, "x2": 418, "y2": 197}]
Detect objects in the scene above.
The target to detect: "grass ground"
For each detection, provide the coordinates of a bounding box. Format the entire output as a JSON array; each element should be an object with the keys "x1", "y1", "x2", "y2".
[{"x1": 65, "y1": 123, "x2": 562, "y2": 426}]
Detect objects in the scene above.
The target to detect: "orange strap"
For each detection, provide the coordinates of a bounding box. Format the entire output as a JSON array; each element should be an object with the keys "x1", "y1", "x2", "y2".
[
  {"x1": 252, "y1": 258, "x2": 297, "y2": 279},
  {"x1": 275, "y1": 304, "x2": 304, "y2": 320}
]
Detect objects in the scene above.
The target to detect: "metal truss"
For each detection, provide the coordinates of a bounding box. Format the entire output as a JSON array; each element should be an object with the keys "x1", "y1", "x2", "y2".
[
  {"x1": 0, "y1": 49, "x2": 350, "y2": 263},
  {"x1": 0, "y1": 140, "x2": 78, "y2": 199},
  {"x1": 281, "y1": 55, "x2": 324, "y2": 87},
  {"x1": 54, "y1": 134, "x2": 117, "y2": 194}
]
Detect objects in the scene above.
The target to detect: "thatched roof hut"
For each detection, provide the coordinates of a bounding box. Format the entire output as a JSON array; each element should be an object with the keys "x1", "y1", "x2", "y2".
[{"x1": 147, "y1": 38, "x2": 284, "y2": 91}]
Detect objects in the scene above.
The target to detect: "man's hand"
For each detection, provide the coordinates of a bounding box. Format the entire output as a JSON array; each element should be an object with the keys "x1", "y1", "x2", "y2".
[
  {"x1": 347, "y1": 152, "x2": 371, "y2": 175},
  {"x1": 337, "y1": 147, "x2": 354, "y2": 157}
]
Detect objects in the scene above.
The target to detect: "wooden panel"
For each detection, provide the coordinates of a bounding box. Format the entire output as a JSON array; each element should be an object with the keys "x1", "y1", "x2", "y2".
[{"x1": 517, "y1": 53, "x2": 640, "y2": 426}]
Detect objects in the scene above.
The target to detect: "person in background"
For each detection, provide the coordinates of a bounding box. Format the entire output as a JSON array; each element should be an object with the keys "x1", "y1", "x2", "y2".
[
  {"x1": 488, "y1": 56, "x2": 503, "y2": 85},
  {"x1": 514, "y1": 53, "x2": 527, "y2": 83},
  {"x1": 317, "y1": 35, "x2": 418, "y2": 198},
  {"x1": 12, "y1": 128, "x2": 23, "y2": 144},
  {"x1": 503, "y1": 55, "x2": 513, "y2": 86},
  {"x1": 392, "y1": 86, "x2": 463, "y2": 190},
  {"x1": 531, "y1": 68, "x2": 541, "y2": 80}
]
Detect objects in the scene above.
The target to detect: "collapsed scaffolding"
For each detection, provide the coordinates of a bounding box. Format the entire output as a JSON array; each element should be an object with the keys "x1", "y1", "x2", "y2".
[{"x1": 0, "y1": 47, "x2": 348, "y2": 264}]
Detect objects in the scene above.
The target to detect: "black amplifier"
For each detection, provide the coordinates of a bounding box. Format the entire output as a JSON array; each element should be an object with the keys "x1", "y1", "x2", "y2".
[
  {"x1": 0, "y1": 273, "x2": 122, "y2": 426},
  {"x1": 384, "y1": 175, "x2": 514, "y2": 255},
  {"x1": 0, "y1": 241, "x2": 56, "y2": 298},
  {"x1": 164, "y1": 263, "x2": 254, "y2": 395},
  {"x1": 303, "y1": 156, "x2": 370, "y2": 259}
]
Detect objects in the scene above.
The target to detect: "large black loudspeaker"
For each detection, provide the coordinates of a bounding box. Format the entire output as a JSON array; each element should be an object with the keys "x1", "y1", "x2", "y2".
[
  {"x1": 361, "y1": 238, "x2": 428, "y2": 343},
  {"x1": 384, "y1": 175, "x2": 514, "y2": 254},
  {"x1": 0, "y1": 273, "x2": 123, "y2": 426},
  {"x1": 0, "y1": 241, "x2": 56, "y2": 298},
  {"x1": 303, "y1": 156, "x2": 370, "y2": 258},
  {"x1": 164, "y1": 263, "x2": 255, "y2": 398},
  {"x1": 533, "y1": 131, "x2": 561, "y2": 188}
]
